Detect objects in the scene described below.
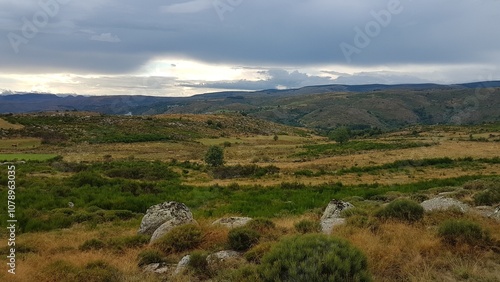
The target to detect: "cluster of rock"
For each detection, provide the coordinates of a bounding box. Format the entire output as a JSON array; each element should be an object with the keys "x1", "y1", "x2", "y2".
[
  {"x1": 138, "y1": 196, "x2": 499, "y2": 277},
  {"x1": 138, "y1": 201, "x2": 247, "y2": 276},
  {"x1": 137, "y1": 201, "x2": 196, "y2": 243}
]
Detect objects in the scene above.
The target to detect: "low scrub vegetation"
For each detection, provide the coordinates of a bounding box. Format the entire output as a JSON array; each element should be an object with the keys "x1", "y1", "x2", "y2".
[
  {"x1": 154, "y1": 224, "x2": 202, "y2": 254},
  {"x1": 260, "y1": 234, "x2": 372, "y2": 282},
  {"x1": 295, "y1": 141, "x2": 431, "y2": 157},
  {"x1": 212, "y1": 164, "x2": 280, "y2": 179},
  {"x1": 228, "y1": 227, "x2": 261, "y2": 251},
  {"x1": 438, "y1": 220, "x2": 491, "y2": 246},
  {"x1": 375, "y1": 199, "x2": 424, "y2": 223}
]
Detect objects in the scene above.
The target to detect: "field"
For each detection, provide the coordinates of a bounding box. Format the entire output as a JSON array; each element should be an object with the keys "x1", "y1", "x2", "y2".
[{"x1": 0, "y1": 112, "x2": 499, "y2": 281}]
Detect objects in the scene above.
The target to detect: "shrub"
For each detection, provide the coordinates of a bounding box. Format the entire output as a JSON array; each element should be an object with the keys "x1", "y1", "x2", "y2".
[
  {"x1": 154, "y1": 224, "x2": 202, "y2": 254},
  {"x1": 75, "y1": 260, "x2": 122, "y2": 282},
  {"x1": 228, "y1": 227, "x2": 261, "y2": 251},
  {"x1": 205, "y1": 146, "x2": 224, "y2": 167},
  {"x1": 245, "y1": 242, "x2": 274, "y2": 263},
  {"x1": 260, "y1": 234, "x2": 372, "y2": 282},
  {"x1": 40, "y1": 260, "x2": 78, "y2": 281},
  {"x1": 216, "y1": 264, "x2": 262, "y2": 282},
  {"x1": 375, "y1": 199, "x2": 424, "y2": 222},
  {"x1": 438, "y1": 220, "x2": 491, "y2": 246},
  {"x1": 79, "y1": 239, "x2": 106, "y2": 251},
  {"x1": 187, "y1": 251, "x2": 209, "y2": 276},
  {"x1": 473, "y1": 189, "x2": 500, "y2": 206},
  {"x1": 294, "y1": 219, "x2": 321, "y2": 234},
  {"x1": 137, "y1": 250, "x2": 165, "y2": 267},
  {"x1": 246, "y1": 218, "x2": 276, "y2": 233},
  {"x1": 108, "y1": 234, "x2": 150, "y2": 250},
  {"x1": 212, "y1": 164, "x2": 280, "y2": 179}
]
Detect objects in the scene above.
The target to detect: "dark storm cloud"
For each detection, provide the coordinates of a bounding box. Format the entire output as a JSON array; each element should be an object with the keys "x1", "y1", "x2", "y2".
[{"x1": 1, "y1": 0, "x2": 500, "y2": 74}]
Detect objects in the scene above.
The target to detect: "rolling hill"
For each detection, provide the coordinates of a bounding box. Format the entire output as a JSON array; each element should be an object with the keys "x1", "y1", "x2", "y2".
[{"x1": 1, "y1": 81, "x2": 499, "y2": 129}]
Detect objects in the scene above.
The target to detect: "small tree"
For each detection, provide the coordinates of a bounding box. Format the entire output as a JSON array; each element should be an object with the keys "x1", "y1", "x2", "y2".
[
  {"x1": 329, "y1": 127, "x2": 351, "y2": 144},
  {"x1": 273, "y1": 134, "x2": 279, "y2": 141},
  {"x1": 205, "y1": 146, "x2": 224, "y2": 167}
]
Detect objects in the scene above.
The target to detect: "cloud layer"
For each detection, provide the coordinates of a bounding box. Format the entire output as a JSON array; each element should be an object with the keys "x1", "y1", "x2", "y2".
[{"x1": 1, "y1": 0, "x2": 500, "y2": 95}]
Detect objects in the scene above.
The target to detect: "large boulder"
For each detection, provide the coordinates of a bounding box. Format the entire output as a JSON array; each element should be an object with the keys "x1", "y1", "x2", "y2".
[
  {"x1": 420, "y1": 197, "x2": 469, "y2": 213},
  {"x1": 138, "y1": 201, "x2": 195, "y2": 241},
  {"x1": 320, "y1": 200, "x2": 354, "y2": 234},
  {"x1": 212, "y1": 217, "x2": 252, "y2": 228}
]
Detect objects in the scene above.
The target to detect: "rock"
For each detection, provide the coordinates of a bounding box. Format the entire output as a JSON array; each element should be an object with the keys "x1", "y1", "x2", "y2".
[
  {"x1": 490, "y1": 206, "x2": 500, "y2": 221},
  {"x1": 212, "y1": 217, "x2": 252, "y2": 228},
  {"x1": 138, "y1": 201, "x2": 194, "y2": 235},
  {"x1": 420, "y1": 197, "x2": 469, "y2": 213},
  {"x1": 138, "y1": 201, "x2": 194, "y2": 236},
  {"x1": 142, "y1": 263, "x2": 171, "y2": 274},
  {"x1": 320, "y1": 200, "x2": 354, "y2": 234},
  {"x1": 174, "y1": 255, "x2": 190, "y2": 275},
  {"x1": 206, "y1": 250, "x2": 241, "y2": 266}
]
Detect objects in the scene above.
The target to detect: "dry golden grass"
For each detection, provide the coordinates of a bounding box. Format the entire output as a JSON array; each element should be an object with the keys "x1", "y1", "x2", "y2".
[
  {"x1": 335, "y1": 215, "x2": 500, "y2": 282},
  {"x1": 0, "y1": 138, "x2": 41, "y2": 150},
  {"x1": 0, "y1": 118, "x2": 24, "y2": 130},
  {"x1": 3, "y1": 122, "x2": 499, "y2": 281}
]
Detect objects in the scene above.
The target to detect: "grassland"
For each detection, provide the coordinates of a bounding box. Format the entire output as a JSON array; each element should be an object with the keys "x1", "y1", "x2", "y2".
[{"x1": 0, "y1": 113, "x2": 499, "y2": 281}]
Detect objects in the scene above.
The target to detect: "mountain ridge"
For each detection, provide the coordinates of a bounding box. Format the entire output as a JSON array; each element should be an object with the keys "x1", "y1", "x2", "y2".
[{"x1": 1, "y1": 81, "x2": 500, "y2": 129}]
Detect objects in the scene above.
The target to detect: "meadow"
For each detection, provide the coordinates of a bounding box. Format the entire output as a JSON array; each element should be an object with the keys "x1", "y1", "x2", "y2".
[{"x1": 0, "y1": 112, "x2": 499, "y2": 281}]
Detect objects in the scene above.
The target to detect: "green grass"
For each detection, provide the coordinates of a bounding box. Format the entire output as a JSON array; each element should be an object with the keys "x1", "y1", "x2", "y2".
[{"x1": 0, "y1": 154, "x2": 60, "y2": 161}]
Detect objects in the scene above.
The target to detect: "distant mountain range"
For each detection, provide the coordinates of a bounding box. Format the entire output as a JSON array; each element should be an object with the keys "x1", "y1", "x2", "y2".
[{"x1": 1, "y1": 81, "x2": 500, "y2": 129}]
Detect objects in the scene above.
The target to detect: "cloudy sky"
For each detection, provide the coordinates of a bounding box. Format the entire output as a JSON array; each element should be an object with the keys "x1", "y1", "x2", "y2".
[{"x1": 1, "y1": 0, "x2": 500, "y2": 96}]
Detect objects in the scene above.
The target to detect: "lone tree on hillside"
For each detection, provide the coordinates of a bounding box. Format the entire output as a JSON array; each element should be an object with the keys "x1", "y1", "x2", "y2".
[
  {"x1": 204, "y1": 145, "x2": 224, "y2": 167},
  {"x1": 329, "y1": 127, "x2": 351, "y2": 144}
]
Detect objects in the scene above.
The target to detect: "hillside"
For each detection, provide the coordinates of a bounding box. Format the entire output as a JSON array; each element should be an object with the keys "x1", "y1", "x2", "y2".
[
  {"x1": 1, "y1": 82, "x2": 500, "y2": 130},
  {"x1": 0, "y1": 113, "x2": 499, "y2": 281}
]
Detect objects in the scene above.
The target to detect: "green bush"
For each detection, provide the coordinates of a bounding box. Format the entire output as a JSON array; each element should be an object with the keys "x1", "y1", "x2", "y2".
[
  {"x1": 108, "y1": 234, "x2": 150, "y2": 250},
  {"x1": 260, "y1": 234, "x2": 372, "y2": 282},
  {"x1": 205, "y1": 145, "x2": 224, "y2": 167},
  {"x1": 375, "y1": 199, "x2": 424, "y2": 222},
  {"x1": 154, "y1": 224, "x2": 202, "y2": 254},
  {"x1": 187, "y1": 251, "x2": 209, "y2": 276},
  {"x1": 212, "y1": 164, "x2": 280, "y2": 179},
  {"x1": 245, "y1": 242, "x2": 274, "y2": 263},
  {"x1": 473, "y1": 189, "x2": 500, "y2": 206},
  {"x1": 438, "y1": 220, "x2": 491, "y2": 246},
  {"x1": 40, "y1": 260, "x2": 78, "y2": 281},
  {"x1": 75, "y1": 260, "x2": 122, "y2": 282},
  {"x1": 246, "y1": 218, "x2": 276, "y2": 233},
  {"x1": 79, "y1": 239, "x2": 106, "y2": 251},
  {"x1": 216, "y1": 264, "x2": 262, "y2": 282},
  {"x1": 294, "y1": 219, "x2": 321, "y2": 234},
  {"x1": 137, "y1": 250, "x2": 165, "y2": 267},
  {"x1": 228, "y1": 227, "x2": 261, "y2": 251}
]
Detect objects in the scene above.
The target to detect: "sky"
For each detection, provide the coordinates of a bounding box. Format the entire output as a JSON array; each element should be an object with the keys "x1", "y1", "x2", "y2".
[{"x1": 1, "y1": 0, "x2": 500, "y2": 96}]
